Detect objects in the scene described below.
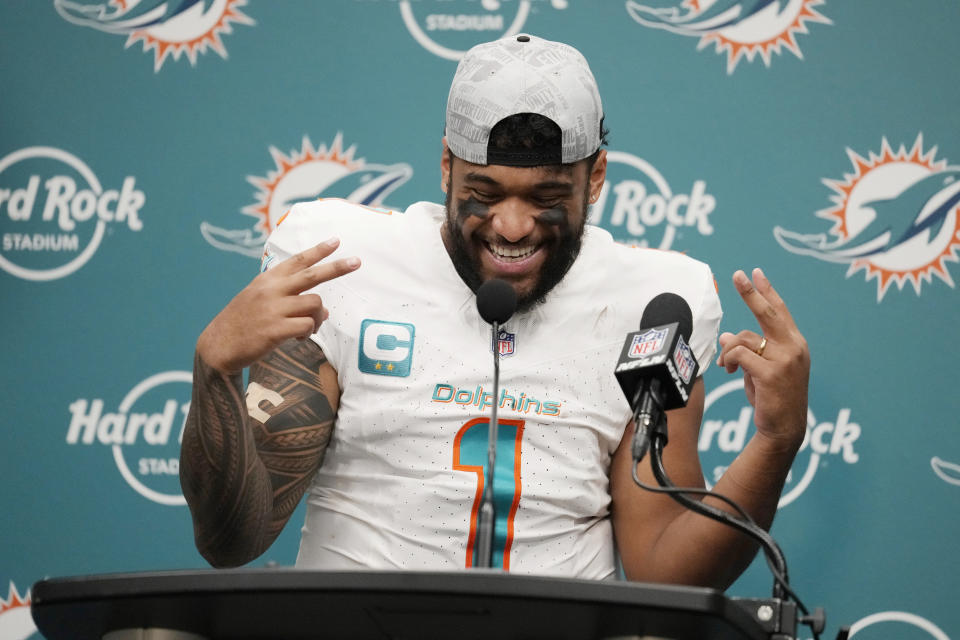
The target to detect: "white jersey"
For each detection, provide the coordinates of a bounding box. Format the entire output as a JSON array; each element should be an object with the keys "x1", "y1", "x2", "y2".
[{"x1": 262, "y1": 199, "x2": 722, "y2": 579}]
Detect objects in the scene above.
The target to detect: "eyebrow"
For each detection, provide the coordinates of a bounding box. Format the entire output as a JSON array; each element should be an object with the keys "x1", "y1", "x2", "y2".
[
  {"x1": 463, "y1": 173, "x2": 576, "y2": 191},
  {"x1": 464, "y1": 173, "x2": 500, "y2": 186}
]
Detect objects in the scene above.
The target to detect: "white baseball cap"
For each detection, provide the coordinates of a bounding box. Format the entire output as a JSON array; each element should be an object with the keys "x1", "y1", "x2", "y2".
[{"x1": 445, "y1": 34, "x2": 604, "y2": 166}]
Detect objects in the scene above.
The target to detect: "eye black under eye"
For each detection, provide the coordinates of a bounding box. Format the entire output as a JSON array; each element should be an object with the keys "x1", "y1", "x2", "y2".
[{"x1": 537, "y1": 208, "x2": 567, "y2": 225}]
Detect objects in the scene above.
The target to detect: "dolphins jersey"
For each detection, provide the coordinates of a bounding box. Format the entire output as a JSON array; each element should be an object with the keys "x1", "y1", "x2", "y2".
[{"x1": 261, "y1": 199, "x2": 722, "y2": 579}]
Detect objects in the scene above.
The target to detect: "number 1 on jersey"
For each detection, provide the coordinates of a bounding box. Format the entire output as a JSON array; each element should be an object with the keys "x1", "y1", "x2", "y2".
[{"x1": 452, "y1": 417, "x2": 525, "y2": 570}]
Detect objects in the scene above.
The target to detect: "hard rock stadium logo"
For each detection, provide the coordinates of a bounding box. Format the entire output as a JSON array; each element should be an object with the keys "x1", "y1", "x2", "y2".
[
  {"x1": 847, "y1": 610, "x2": 950, "y2": 639},
  {"x1": 201, "y1": 134, "x2": 412, "y2": 258},
  {"x1": 774, "y1": 135, "x2": 960, "y2": 301},
  {"x1": 397, "y1": 0, "x2": 568, "y2": 60},
  {"x1": 65, "y1": 371, "x2": 193, "y2": 506},
  {"x1": 626, "y1": 0, "x2": 831, "y2": 74},
  {"x1": 700, "y1": 378, "x2": 861, "y2": 508},
  {"x1": 53, "y1": 0, "x2": 254, "y2": 72},
  {"x1": 587, "y1": 150, "x2": 716, "y2": 250},
  {"x1": 0, "y1": 146, "x2": 145, "y2": 281}
]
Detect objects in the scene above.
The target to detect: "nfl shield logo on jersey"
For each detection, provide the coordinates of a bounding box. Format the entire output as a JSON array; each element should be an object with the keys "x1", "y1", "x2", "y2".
[
  {"x1": 629, "y1": 328, "x2": 668, "y2": 358},
  {"x1": 495, "y1": 329, "x2": 516, "y2": 357}
]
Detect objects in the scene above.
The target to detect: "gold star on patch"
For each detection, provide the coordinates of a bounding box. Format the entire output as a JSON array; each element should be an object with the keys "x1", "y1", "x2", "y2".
[
  {"x1": 375, "y1": 362, "x2": 382, "y2": 370},
  {"x1": 386, "y1": 363, "x2": 394, "y2": 371}
]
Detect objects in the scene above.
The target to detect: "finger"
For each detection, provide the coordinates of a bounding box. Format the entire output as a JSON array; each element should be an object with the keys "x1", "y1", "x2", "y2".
[
  {"x1": 282, "y1": 294, "x2": 326, "y2": 332},
  {"x1": 717, "y1": 330, "x2": 762, "y2": 368},
  {"x1": 752, "y1": 268, "x2": 798, "y2": 330},
  {"x1": 281, "y1": 316, "x2": 317, "y2": 342},
  {"x1": 722, "y1": 343, "x2": 770, "y2": 380},
  {"x1": 274, "y1": 238, "x2": 342, "y2": 277},
  {"x1": 717, "y1": 331, "x2": 736, "y2": 373},
  {"x1": 732, "y1": 270, "x2": 785, "y2": 339},
  {"x1": 285, "y1": 256, "x2": 361, "y2": 295},
  {"x1": 717, "y1": 332, "x2": 734, "y2": 369}
]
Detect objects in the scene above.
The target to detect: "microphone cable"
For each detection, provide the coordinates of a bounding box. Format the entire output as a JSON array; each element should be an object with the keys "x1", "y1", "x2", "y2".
[
  {"x1": 475, "y1": 278, "x2": 518, "y2": 569},
  {"x1": 630, "y1": 414, "x2": 822, "y2": 640}
]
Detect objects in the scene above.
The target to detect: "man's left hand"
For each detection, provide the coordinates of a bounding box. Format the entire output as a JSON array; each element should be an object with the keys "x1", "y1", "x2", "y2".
[{"x1": 716, "y1": 268, "x2": 810, "y2": 451}]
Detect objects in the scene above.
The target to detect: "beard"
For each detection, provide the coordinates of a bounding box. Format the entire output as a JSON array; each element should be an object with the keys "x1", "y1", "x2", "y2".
[{"x1": 442, "y1": 186, "x2": 588, "y2": 314}]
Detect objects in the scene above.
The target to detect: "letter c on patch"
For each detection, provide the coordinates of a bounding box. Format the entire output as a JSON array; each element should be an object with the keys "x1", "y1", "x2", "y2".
[{"x1": 358, "y1": 319, "x2": 415, "y2": 377}]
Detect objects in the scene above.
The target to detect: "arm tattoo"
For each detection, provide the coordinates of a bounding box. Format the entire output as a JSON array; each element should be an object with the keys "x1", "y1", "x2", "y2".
[
  {"x1": 249, "y1": 341, "x2": 336, "y2": 538},
  {"x1": 180, "y1": 339, "x2": 336, "y2": 567}
]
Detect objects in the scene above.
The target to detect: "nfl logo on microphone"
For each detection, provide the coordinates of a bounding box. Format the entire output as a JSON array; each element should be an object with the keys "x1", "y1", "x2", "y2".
[
  {"x1": 629, "y1": 328, "x2": 668, "y2": 358},
  {"x1": 497, "y1": 329, "x2": 516, "y2": 357}
]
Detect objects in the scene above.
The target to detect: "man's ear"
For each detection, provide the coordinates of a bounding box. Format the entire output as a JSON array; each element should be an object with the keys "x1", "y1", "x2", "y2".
[
  {"x1": 441, "y1": 138, "x2": 451, "y2": 194},
  {"x1": 588, "y1": 149, "x2": 607, "y2": 203}
]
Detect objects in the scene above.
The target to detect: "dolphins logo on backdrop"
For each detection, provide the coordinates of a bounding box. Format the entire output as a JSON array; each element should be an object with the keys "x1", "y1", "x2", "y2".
[
  {"x1": 587, "y1": 150, "x2": 715, "y2": 250},
  {"x1": 626, "y1": 0, "x2": 831, "y2": 73},
  {"x1": 848, "y1": 610, "x2": 949, "y2": 639},
  {"x1": 0, "y1": 582, "x2": 36, "y2": 640},
  {"x1": 54, "y1": 0, "x2": 254, "y2": 72},
  {"x1": 397, "y1": 0, "x2": 568, "y2": 60},
  {"x1": 202, "y1": 134, "x2": 412, "y2": 258},
  {"x1": 775, "y1": 135, "x2": 960, "y2": 301},
  {"x1": 931, "y1": 456, "x2": 960, "y2": 486}
]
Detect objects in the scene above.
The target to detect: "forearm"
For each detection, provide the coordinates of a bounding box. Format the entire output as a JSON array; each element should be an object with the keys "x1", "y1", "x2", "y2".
[
  {"x1": 642, "y1": 432, "x2": 799, "y2": 589},
  {"x1": 621, "y1": 268, "x2": 810, "y2": 589},
  {"x1": 179, "y1": 351, "x2": 273, "y2": 567}
]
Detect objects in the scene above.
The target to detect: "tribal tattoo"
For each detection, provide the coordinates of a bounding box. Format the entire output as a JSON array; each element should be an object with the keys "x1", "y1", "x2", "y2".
[{"x1": 180, "y1": 339, "x2": 336, "y2": 567}]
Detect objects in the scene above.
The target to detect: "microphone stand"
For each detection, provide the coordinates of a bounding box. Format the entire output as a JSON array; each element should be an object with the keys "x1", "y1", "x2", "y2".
[
  {"x1": 630, "y1": 378, "x2": 664, "y2": 463},
  {"x1": 633, "y1": 423, "x2": 828, "y2": 638},
  {"x1": 476, "y1": 320, "x2": 501, "y2": 569}
]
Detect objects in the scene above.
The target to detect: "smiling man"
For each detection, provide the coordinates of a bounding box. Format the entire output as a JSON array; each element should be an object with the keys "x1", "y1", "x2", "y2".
[
  {"x1": 441, "y1": 121, "x2": 606, "y2": 312},
  {"x1": 181, "y1": 35, "x2": 810, "y2": 588}
]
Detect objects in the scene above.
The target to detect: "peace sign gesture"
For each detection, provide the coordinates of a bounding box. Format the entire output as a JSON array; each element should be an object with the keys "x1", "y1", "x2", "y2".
[
  {"x1": 716, "y1": 268, "x2": 810, "y2": 449},
  {"x1": 196, "y1": 238, "x2": 361, "y2": 375}
]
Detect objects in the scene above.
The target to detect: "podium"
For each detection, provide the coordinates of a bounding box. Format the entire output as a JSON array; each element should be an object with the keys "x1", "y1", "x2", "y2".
[{"x1": 31, "y1": 569, "x2": 782, "y2": 639}]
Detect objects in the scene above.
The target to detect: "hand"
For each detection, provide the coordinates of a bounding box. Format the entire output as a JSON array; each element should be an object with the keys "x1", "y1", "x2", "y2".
[
  {"x1": 716, "y1": 268, "x2": 810, "y2": 450},
  {"x1": 197, "y1": 238, "x2": 360, "y2": 374}
]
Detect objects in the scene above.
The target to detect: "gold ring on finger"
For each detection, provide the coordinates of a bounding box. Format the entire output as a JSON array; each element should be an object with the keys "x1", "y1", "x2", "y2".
[{"x1": 755, "y1": 336, "x2": 767, "y2": 357}]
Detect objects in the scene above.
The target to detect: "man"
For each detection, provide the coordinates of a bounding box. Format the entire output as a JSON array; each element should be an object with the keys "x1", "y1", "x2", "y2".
[{"x1": 180, "y1": 35, "x2": 809, "y2": 588}]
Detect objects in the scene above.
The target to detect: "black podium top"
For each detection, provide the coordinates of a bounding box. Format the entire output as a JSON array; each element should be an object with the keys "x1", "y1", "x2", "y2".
[{"x1": 31, "y1": 569, "x2": 770, "y2": 639}]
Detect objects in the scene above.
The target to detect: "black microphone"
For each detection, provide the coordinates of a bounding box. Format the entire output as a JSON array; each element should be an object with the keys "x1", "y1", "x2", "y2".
[
  {"x1": 474, "y1": 279, "x2": 517, "y2": 569},
  {"x1": 477, "y1": 278, "x2": 517, "y2": 324},
  {"x1": 614, "y1": 293, "x2": 700, "y2": 461}
]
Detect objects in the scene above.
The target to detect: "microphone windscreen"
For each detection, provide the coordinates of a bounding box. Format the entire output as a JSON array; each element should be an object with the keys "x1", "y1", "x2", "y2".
[
  {"x1": 476, "y1": 279, "x2": 518, "y2": 324},
  {"x1": 640, "y1": 292, "x2": 693, "y2": 341}
]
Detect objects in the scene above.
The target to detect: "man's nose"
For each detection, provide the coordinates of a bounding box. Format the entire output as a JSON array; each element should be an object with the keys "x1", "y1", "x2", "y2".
[{"x1": 489, "y1": 199, "x2": 537, "y2": 243}]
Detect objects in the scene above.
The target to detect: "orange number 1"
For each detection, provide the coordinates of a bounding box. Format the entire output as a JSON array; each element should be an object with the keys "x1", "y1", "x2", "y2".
[{"x1": 452, "y1": 417, "x2": 525, "y2": 569}]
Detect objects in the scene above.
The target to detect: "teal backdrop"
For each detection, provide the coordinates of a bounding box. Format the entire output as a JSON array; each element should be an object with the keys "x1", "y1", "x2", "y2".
[{"x1": 2, "y1": 1, "x2": 959, "y2": 638}]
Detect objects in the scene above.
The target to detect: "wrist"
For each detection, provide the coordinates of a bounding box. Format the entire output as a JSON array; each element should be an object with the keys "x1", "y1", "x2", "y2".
[
  {"x1": 751, "y1": 427, "x2": 803, "y2": 460},
  {"x1": 196, "y1": 331, "x2": 244, "y2": 377}
]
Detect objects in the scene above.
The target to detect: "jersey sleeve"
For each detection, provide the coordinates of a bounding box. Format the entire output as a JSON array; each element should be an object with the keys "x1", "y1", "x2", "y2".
[
  {"x1": 689, "y1": 267, "x2": 722, "y2": 377},
  {"x1": 260, "y1": 202, "x2": 345, "y2": 371},
  {"x1": 260, "y1": 208, "x2": 302, "y2": 272}
]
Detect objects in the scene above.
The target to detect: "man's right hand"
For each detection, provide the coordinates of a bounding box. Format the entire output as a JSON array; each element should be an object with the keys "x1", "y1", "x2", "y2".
[{"x1": 197, "y1": 237, "x2": 361, "y2": 375}]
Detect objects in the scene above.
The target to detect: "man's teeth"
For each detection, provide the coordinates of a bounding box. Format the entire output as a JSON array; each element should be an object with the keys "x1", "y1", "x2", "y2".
[{"x1": 488, "y1": 243, "x2": 537, "y2": 259}]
